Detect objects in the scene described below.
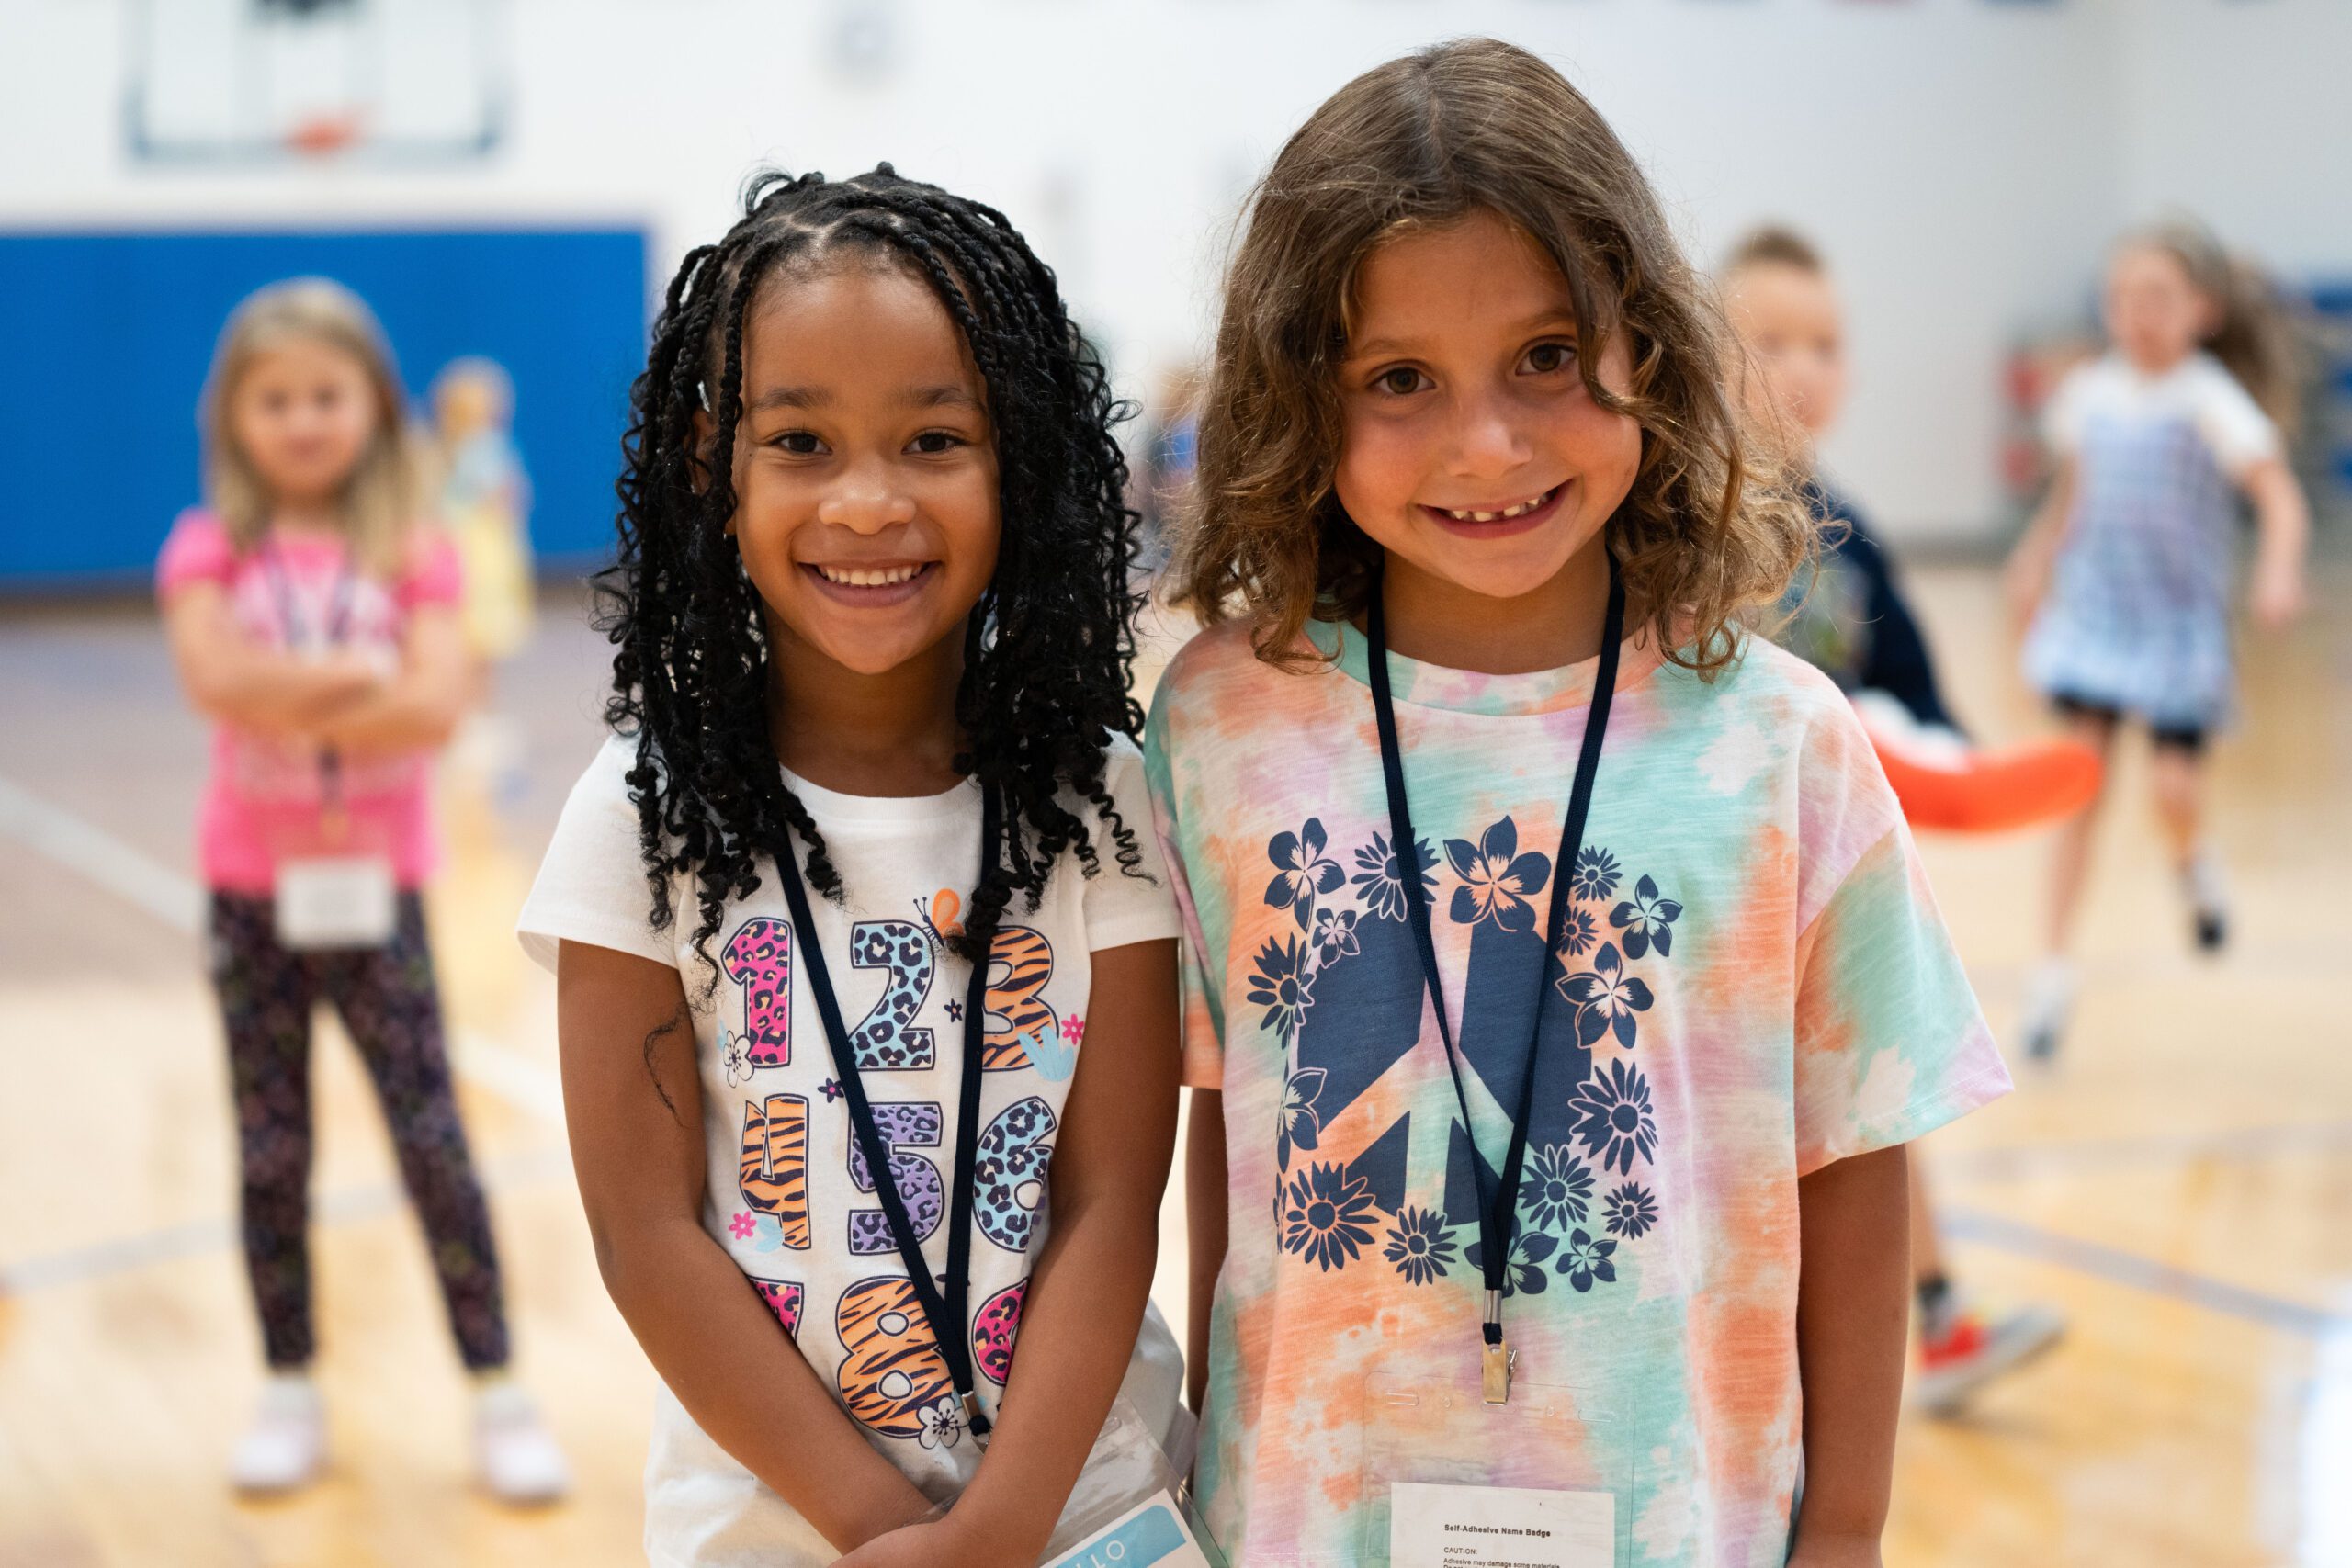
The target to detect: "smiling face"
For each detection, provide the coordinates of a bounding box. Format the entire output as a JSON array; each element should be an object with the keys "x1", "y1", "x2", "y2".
[
  {"x1": 2105, "y1": 243, "x2": 2214, "y2": 376},
  {"x1": 723, "y1": 259, "x2": 1001, "y2": 680},
  {"x1": 1333, "y1": 208, "x2": 1643, "y2": 615},
  {"x1": 228, "y1": 335, "x2": 382, "y2": 511}
]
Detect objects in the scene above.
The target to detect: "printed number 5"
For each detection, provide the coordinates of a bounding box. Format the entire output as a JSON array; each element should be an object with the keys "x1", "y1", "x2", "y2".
[{"x1": 847, "y1": 1102, "x2": 946, "y2": 1255}]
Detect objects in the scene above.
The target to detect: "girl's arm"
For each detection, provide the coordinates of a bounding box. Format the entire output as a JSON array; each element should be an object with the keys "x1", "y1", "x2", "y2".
[
  {"x1": 2002, "y1": 457, "x2": 2076, "y2": 631},
  {"x1": 2239, "y1": 455, "x2": 2310, "y2": 629},
  {"x1": 840, "y1": 938, "x2": 1182, "y2": 1568},
  {"x1": 1184, "y1": 1088, "x2": 1227, "y2": 1413},
  {"x1": 556, "y1": 939, "x2": 935, "y2": 1552},
  {"x1": 162, "y1": 581, "x2": 383, "y2": 735},
  {"x1": 314, "y1": 604, "x2": 471, "y2": 755},
  {"x1": 1787, "y1": 1142, "x2": 1910, "y2": 1568}
]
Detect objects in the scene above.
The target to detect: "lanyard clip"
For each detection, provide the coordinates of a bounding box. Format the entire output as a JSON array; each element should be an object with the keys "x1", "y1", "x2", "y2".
[
  {"x1": 1482, "y1": 1289, "x2": 1511, "y2": 1405},
  {"x1": 960, "y1": 1387, "x2": 989, "y2": 1448}
]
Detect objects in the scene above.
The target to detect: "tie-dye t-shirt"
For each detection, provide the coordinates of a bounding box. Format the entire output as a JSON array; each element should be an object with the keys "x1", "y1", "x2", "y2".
[{"x1": 1145, "y1": 616, "x2": 2008, "y2": 1567}]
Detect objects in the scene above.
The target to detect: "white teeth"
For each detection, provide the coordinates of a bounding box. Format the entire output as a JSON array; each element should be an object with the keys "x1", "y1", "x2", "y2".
[
  {"x1": 1442, "y1": 489, "x2": 1552, "y2": 523},
  {"x1": 817, "y1": 564, "x2": 922, "y2": 587}
]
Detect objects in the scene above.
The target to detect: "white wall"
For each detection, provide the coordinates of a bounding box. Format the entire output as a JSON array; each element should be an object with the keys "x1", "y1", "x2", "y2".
[{"x1": 1, "y1": 0, "x2": 2343, "y2": 540}]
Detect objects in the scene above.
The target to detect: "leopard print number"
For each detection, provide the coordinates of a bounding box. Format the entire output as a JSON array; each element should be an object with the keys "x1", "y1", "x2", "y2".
[
  {"x1": 722, "y1": 917, "x2": 793, "y2": 1068},
  {"x1": 845, "y1": 1102, "x2": 945, "y2": 1255},
  {"x1": 848, "y1": 919, "x2": 936, "y2": 1070},
  {"x1": 974, "y1": 1094, "x2": 1057, "y2": 1254}
]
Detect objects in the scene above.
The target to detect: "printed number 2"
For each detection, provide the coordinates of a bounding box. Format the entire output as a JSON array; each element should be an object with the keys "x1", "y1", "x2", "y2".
[
  {"x1": 847, "y1": 1102, "x2": 946, "y2": 1255},
  {"x1": 849, "y1": 920, "x2": 936, "y2": 1070}
]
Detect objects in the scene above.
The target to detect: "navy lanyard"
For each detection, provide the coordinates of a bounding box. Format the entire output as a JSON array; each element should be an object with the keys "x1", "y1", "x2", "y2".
[
  {"x1": 767, "y1": 781, "x2": 1000, "y2": 1442},
  {"x1": 261, "y1": 539, "x2": 358, "y2": 816},
  {"x1": 1364, "y1": 551, "x2": 1624, "y2": 1405}
]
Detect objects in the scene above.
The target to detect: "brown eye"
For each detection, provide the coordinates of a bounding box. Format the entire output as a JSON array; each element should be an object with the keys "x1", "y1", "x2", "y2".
[
  {"x1": 909, "y1": 430, "x2": 964, "y2": 455},
  {"x1": 1377, "y1": 367, "x2": 1427, "y2": 396},
  {"x1": 1521, "y1": 342, "x2": 1577, "y2": 375},
  {"x1": 774, "y1": 430, "x2": 824, "y2": 456}
]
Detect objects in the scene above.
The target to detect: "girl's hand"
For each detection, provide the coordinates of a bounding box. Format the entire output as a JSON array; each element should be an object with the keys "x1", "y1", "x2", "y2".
[
  {"x1": 2001, "y1": 537, "x2": 2052, "y2": 633},
  {"x1": 831, "y1": 1517, "x2": 1028, "y2": 1568},
  {"x1": 2250, "y1": 553, "x2": 2306, "y2": 631}
]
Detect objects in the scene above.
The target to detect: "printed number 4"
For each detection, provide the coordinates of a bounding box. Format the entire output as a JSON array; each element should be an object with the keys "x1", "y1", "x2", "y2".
[{"x1": 847, "y1": 1102, "x2": 946, "y2": 1255}]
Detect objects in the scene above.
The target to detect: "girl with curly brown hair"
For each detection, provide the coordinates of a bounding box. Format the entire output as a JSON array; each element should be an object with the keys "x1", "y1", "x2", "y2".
[{"x1": 1146, "y1": 39, "x2": 2011, "y2": 1567}]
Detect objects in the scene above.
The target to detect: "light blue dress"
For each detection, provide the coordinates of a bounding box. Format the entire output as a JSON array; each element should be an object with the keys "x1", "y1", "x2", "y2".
[{"x1": 2023, "y1": 353, "x2": 2278, "y2": 732}]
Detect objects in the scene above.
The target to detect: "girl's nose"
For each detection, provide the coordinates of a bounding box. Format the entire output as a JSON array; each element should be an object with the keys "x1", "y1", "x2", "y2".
[
  {"x1": 816, "y1": 462, "x2": 919, "y2": 533},
  {"x1": 1446, "y1": 390, "x2": 1534, "y2": 478}
]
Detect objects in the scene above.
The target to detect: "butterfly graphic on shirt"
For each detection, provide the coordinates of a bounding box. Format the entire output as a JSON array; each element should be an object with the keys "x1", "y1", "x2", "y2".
[{"x1": 1256, "y1": 815, "x2": 1676, "y2": 1290}]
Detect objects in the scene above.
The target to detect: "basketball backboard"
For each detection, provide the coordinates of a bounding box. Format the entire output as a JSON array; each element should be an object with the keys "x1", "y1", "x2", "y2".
[{"x1": 125, "y1": 0, "x2": 508, "y2": 166}]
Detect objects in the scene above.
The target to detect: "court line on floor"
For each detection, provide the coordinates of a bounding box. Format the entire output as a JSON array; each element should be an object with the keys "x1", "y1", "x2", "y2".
[
  {"x1": 0, "y1": 771, "x2": 565, "y2": 1124},
  {"x1": 1940, "y1": 1204, "x2": 2344, "y2": 1339},
  {"x1": 1938, "y1": 1117, "x2": 2352, "y2": 1182}
]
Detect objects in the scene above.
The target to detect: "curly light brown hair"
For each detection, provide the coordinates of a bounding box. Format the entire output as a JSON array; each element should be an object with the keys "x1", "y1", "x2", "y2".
[{"x1": 1171, "y1": 38, "x2": 1811, "y2": 671}]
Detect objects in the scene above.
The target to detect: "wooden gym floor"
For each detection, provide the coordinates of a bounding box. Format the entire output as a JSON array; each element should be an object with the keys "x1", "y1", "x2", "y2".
[{"x1": 0, "y1": 562, "x2": 2345, "y2": 1567}]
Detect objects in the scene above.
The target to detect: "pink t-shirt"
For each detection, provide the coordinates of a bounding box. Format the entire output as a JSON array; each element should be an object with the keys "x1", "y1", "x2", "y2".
[{"x1": 155, "y1": 509, "x2": 461, "y2": 894}]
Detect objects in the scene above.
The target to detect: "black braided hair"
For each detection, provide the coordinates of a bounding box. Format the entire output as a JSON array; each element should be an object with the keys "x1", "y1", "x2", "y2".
[{"x1": 597, "y1": 164, "x2": 1148, "y2": 981}]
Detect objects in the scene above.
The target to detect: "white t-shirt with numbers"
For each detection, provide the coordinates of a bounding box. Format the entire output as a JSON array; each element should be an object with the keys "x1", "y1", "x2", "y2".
[{"x1": 519, "y1": 732, "x2": 1182, "y2": 1568}]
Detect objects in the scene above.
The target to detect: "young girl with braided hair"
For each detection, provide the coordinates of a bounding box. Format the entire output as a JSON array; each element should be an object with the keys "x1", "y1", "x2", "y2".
[{"x1": 520, "y1": 165, "x2": 1183, "y2": 1566}]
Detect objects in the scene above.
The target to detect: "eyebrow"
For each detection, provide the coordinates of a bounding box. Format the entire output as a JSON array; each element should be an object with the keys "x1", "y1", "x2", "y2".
[
  {"x1": 1346, "y1": 309, "x2": 1582, "y2": 361},
  {"x1": 747, "y1": 383, "x2": 980, "y2": 412}
]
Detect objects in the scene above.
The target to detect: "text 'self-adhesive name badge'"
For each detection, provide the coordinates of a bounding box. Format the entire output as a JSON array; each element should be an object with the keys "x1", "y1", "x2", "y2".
[
  {"x1": 1389, "y1": 1481, "x2": 1615, "y2": 1568},
  {"x1": 1046, "y1": 1489, "x2": 1214, "y2": 1568}
]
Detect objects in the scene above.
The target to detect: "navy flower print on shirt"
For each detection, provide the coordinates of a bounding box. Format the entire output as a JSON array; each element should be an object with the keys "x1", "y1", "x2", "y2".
[
  {"x1": 1611, "y1": 874, "x2": 1683, "y2": 960},
  {"x1": 1556, "y1": 906, "x2": 1600, "y2": 961},
  {"x1": 1444, "y1": 818, "x2": 1552, "y2": 933},
  {"x1": 1569, "y1": 845, "x2": 1622, "y2": 903},
  {"x1": 1555, "y1": 1228, "x2": 1619, "y2": 1292},
  {"x1": 1383, "y1": 1206, "x2": 1458, "y2": 1286},
  {"x1": 1557, "y1": 941, "x2": 1654, "y2": 1049},
  {"x1": 1247, "y1": 934, "x2": 1315, "y2": 1043},
  {"x1": 1283, "y1": 1161, "x2": 1379, "y2": 1271},
  {"x1": 1266, "y1": 819, "x2": 1344, "y2": 930},
  {"x1": 1573, "y1": 1057, "x2": 1659, "y2": 1175},
  {"x1": 1313, "y1": 908, "x2": 1361, "y2": 965},
  {"x1": 1277, "y1": 1066, "x2": 1326, "y2": 1170},
  {"x1": 1467, "y1": 1230, "x2": 1557, "y2": 1297},
  {"x1": 1519, "y1": 1144, "x2": 1596, "y2": 1233},
  {"x1": 1351, "y1": 831, "x2": 1439, "y2": 922},
  {"x1": 1603, "y1": 1182, "x2": 1659, "y2": 1239}
]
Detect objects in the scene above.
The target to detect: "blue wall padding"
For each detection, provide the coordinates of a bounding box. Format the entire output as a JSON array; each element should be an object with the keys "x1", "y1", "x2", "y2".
[{"x1": 0, "y1": 226, "x2": 648, "y2": 588}]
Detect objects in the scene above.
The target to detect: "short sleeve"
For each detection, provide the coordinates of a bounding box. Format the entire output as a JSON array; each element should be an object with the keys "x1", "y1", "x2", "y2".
[
  {"x1": 396, "y1": 526, "x2": 464, "y2": 613},
  {"x1": 1144, "y1": 707, "x2": 1226, "y2": 1092},
  {"x1": 155, "y1": 509, "x2": 235, "y2": 600},
  {"x1": 2041, "y1": 362, "x2": 2096, "y2": 456},
  {"x1": 516, "y1": 733, "x2": 682, "y2": 973},
  {"x1": 1792, "y1": 820, "x2": 2010, "y2": 1176},
  {"x1": 2188, "y1": 358, "x2": 2281, "y2": 476},
  {"x1": 1079, "y1": 737, "x2": 1184, "y2": 953}
]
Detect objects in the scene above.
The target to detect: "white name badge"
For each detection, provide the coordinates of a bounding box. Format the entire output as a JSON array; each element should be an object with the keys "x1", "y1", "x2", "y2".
[
  {"x1": 275, "y1": 855, "x2": 397, "y2": 950},
  {"x1": 1389, "y1": 1482, "x2": 1614, "y2": 1568},
  {"x1": 1045, "y1": 1489, "x2": 1215, "y2": 1568}
]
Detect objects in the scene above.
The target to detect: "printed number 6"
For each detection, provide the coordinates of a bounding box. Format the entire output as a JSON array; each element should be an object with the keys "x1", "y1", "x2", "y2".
[
  {"x1": 975, "y1": 1095, "x2": 1058, "y2": 1254},
  {"x1": 847, "y1": 1102, "x2": 946, "y2": 1255}
]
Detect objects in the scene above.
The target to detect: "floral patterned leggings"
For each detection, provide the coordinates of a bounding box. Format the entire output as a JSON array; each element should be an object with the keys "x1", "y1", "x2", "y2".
[{"x1": 209, "y1": 891, "x2": 510, "y2": 1371}]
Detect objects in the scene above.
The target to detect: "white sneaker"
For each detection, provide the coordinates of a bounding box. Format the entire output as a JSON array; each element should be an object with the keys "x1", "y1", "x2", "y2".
[
  {"x1": 230, "y1": 1372, "x2": 327, "y2": 1495},
  {"x1": 2184, "y1": 849, "x2": 2229, "y2": 953},
  {"x1": 474, "y1": 1379, "x2": 570, "y2": 1505},
  {"x1": 2018, "y1": 957, "x2": 2077, "y2": 1062},
  {"x1": 1912, "y1": 1300, "x2": 2068, "y2": 1416}
]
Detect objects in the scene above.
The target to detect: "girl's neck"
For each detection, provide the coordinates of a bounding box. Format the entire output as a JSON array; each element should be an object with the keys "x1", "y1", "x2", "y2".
[
  {"x1": 268, "y1": 499, "x2": 347, "y2": 540},
  {"x1": 1374, "y1": 533, "x2": 1615, "y2": 675},
  {"x1": 764, "y1": 622, "x2": 967, "y2": 799}
]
